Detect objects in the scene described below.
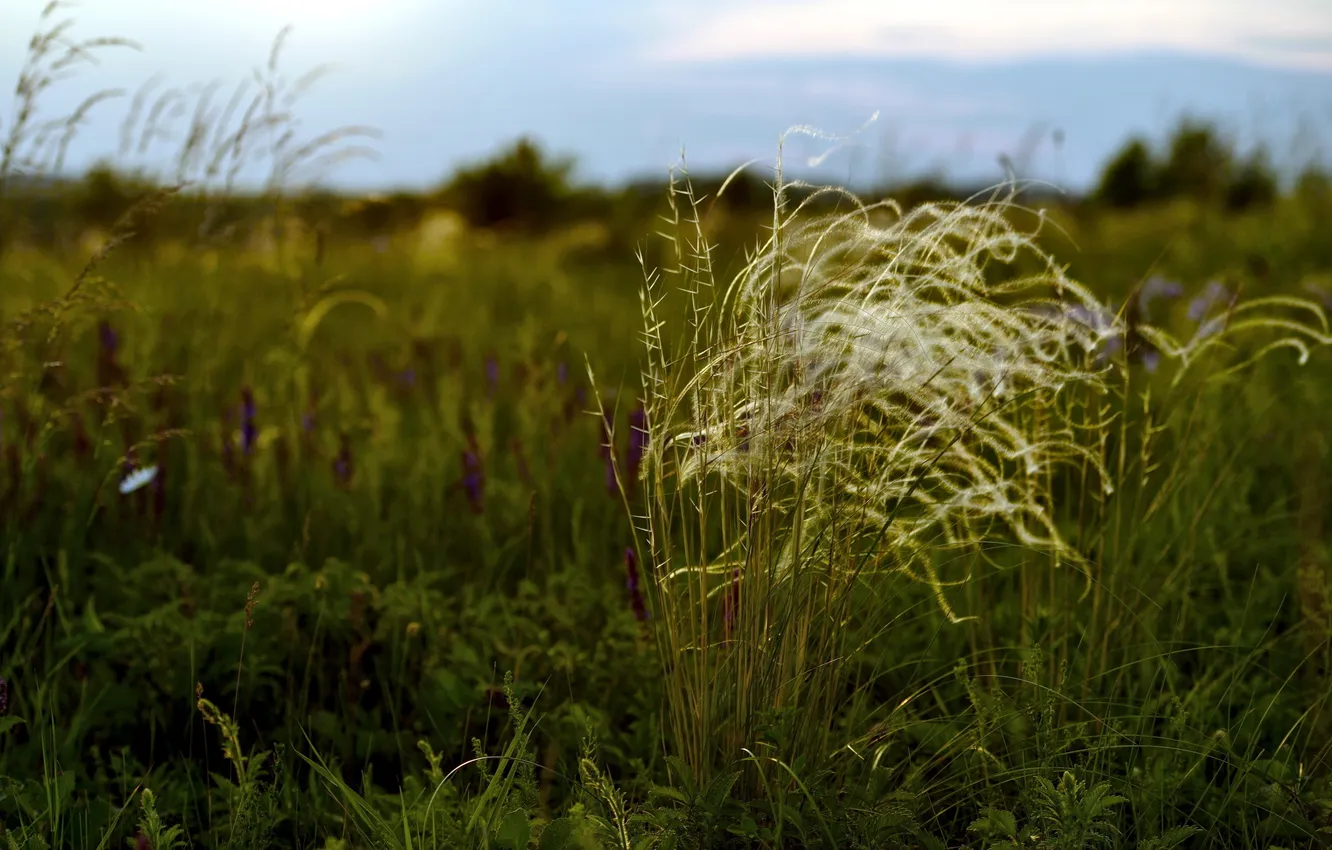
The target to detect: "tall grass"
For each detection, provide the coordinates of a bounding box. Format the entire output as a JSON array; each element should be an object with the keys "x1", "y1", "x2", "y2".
[{"x1": 620, "y1": 127, "x2": 1332, "y2": 808}]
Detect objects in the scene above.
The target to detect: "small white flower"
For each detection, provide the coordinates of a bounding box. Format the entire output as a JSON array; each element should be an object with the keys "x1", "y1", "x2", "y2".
[{"x1": 119, "y1": 465, "x2": 158, "y2": 495}]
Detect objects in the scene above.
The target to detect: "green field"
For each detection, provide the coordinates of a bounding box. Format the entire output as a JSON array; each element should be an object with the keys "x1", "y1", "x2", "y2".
[{"x1": 2, "y1": 13, "x2": 1332, "y2": 850}]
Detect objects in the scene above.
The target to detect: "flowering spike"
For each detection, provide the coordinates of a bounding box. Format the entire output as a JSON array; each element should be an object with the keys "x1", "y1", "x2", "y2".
[
  {"x1": 624, "y1": 547, "x2": 649, "y2": 621},
  {"x1": 240, "y1": 387, "x2": 257, "y2": 456},
  {"x1": 333, "y1": 432, "x2": 353, "y2": 488},
  {"x1": 461, "y1": 435, "x2": 485, "y2": 514}
]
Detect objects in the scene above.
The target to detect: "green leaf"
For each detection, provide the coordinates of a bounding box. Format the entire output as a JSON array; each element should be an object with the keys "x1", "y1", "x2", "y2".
[
  {"x1": 538, "y1": 817, "x2": 577, "y2": 850},
  {"x1": 0, "y1": 717, "x2": 25, "y2": 735},
  {"x1": 969, "y1": 808, "x2": 1018, "y2": 839},
  {"x1": 729, "y1": 815, "x2": 759, "y2": 837},
  {"x1": 496, "y1": 809, "x2": 531, "y2": 850}
]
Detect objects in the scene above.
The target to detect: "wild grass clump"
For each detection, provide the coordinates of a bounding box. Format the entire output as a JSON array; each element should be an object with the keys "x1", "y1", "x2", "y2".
[
  {"x1": 624, "y1": 133, "x2": 1126, "y2": 789},
  {"x1": 622, "y1": 126, "x2": 1332, "y2": 804}
]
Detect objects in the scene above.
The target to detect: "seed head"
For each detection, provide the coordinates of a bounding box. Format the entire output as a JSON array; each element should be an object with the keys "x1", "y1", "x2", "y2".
[{"x1": 244, "y1": 581, "x2": 260, "y2": 629}]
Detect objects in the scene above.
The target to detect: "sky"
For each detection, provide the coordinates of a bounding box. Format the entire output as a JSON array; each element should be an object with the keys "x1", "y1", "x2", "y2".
[{"x1": 1, "y1": 0, "x2": 1330, "y2": 194}]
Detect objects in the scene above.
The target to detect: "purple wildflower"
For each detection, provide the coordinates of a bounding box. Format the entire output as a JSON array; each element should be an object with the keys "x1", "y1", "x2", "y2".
[
  {"x1": 556, "y1": 361, "x2": 568, "y2": 385},
  {"x1": 624, "y1": 547, "x2": 649, "y2": 621},
  {"x1": 461, "y1": 438, "x2": 485, "y2": 514},
  {"x1": 239, "y1": 387, "x2": 257, "y2": 456},
  {"x1": 333, "y1": 432, "x2": 353, "y2": 488},
  {"x1": 485, "y1": 354, "x2": 500, "y2": 398},
  {"x1": 0, "y1": 676, "x2": 7, "y2": 714},
  {"x1": 98, "y1": 320, "x2": 118, "y2": 354},
  {"x1": 96, "y1": 320, "x2": 125, "y2": 387},
  {"x1": 1188, "y1": 280, "x2": 1231, "y2": 322},
  {"x1": 1136, "y1": 275, "x2": 1184, "y2": 323},
  {"x1": 1063, "y1": 301, "x2": 1125, "y2": 365},
  {"x1": 135, "y1": 831, "x2": 151, "y2": 850}
]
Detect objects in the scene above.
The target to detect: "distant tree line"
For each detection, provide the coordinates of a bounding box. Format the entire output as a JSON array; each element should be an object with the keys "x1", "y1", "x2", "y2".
[
  {"x1": 0, "y1": 119, "x2": 1329, "y2": 258},
  {"x1": 1091, "y1": 118, "x2": 1328, "y2": 212}
]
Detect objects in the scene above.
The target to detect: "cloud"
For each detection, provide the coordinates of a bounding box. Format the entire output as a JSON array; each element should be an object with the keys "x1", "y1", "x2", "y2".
[{"x1": 646, "y1": 0, "x2": 1332, "y2": 71}]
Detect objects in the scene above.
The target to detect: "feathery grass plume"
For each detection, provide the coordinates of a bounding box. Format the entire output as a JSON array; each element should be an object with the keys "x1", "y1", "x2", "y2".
[
  {"x1": 0, "y1": 0, "x2": 139, "y2": 197},
  {"x1": 622, "y1": 125, "x2": 1122, "y2": 789},
  {"x1": 1135, "y1": 284, "x2": 1330, "y2": 381}
]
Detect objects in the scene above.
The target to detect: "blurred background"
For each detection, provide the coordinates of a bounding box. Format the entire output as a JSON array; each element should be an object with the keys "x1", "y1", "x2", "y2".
[{"x1": 1, "y1": 0, "x2": 1331, "y2": 206}]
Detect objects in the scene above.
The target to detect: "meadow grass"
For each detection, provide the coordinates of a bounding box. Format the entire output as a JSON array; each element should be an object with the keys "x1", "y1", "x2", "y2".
[{"x1": 1, "y1": 7, "x2": 1331, "y2": 849}]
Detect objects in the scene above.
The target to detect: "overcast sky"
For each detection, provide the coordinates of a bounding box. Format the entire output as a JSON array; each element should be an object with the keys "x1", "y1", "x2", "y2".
[{"x1": 1, "y1": 0, "x2": 1330, "y2": 192}]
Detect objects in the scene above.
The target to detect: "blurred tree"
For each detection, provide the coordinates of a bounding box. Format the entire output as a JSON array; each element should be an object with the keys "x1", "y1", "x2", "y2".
[
  {"x1": 435, "y1": 136, "x2": 577, "y2": 231},
  {"x1": 1156, "y1": 119, "x2": 1234, "y2": 205},
  {"x1": 1295, "y1": 164, "x2": 1330, "y2": 209},
  {"x1": 76, "y1": 162, "x2": 133, "y2": 230},
  {"x1": 1225, "y1": 146, "x2": 1278, "y2": 211},
  {"x1": 1093, "y1": 137, "x2": 1157, "y2": 208},
  {"x1": 340, "y1": 191, "x2": 426, "y2": 238}
]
